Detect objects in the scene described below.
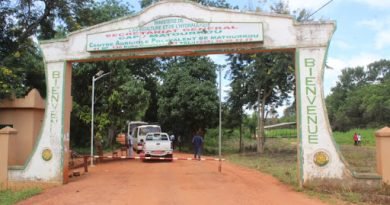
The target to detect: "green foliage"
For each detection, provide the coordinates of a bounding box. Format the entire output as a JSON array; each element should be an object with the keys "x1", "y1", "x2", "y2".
[
  {"x1": 332, "y1": 129, "x2": 377, "y2": 147},
  {"x1": 0, "y1": 66, "x2": 25, "y2": 99},
  {"x1": 63, "y1": 1, "x2": 142, "y2": 148},
  {"x1": 158, "y1": 56, "x2": 219, "y2": 142},
  {"x1": 326, "y1": 59, "x2": 390, "y2": 131},
  {"x1": 73, "y1": 0, "x2": 133, "y2": 31},
  {"x1": 0, "y1": 188, "x2": 41, "y2": 205},
  {"x1": 70, "y1": 59, "x2": 154, "y2": 147},
  {"x1": 225, "y1": 51, "x2": 294, "y2": 152},
  {"x1": 243, "y1": 113, "x2": 258, "y2": 137},
  {"x1": 244, "y1": 52, "x2": 295, "y2": 109},
  {"x1": 0, "y1": 40, "x2": 45, "y2": 99},
  {"x1": 0, "y1": 0, "x2": 135, "y2": 101}
]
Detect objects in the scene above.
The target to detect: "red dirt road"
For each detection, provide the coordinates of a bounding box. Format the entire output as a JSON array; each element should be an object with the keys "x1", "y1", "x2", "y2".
[{"x1": 18, "y1": 153, "x2": 328, "y2": 205}]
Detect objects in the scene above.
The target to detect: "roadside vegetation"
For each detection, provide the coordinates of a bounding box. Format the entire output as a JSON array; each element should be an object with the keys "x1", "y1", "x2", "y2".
[{"x1": 0, "y1": 188, "x2": 41, "y2": 205}]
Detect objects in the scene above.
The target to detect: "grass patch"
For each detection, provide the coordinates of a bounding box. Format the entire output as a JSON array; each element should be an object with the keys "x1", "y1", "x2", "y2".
[
  {"x1": 333, "y1": 129, "x2": 377, "y2": 147},
  {"x1": 0, "y1": 188, "x2": 41, "y2": 205},
  {"x1": 339, "y1": 145, "x2": 376, "y2": 173},
  {"x1": 228, "y1": 140, "x2": 298, "y2": 187}
]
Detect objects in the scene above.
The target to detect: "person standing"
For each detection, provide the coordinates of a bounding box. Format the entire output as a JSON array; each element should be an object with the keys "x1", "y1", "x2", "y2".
[
  {"x1": 357, "y1": 133, "x2": 362, "y2": 145},
  {"x1": 128, "y1": 135, "x2": 133, "y2": 157},
  {"x1": 170, "y1": 134, "x2": 176, "y2": 150},
  {"x1": 177, "y1": 135, "x2": 182, "y2": 151},
  {"x1": 192, "y1": 133, "x2": 204, "y2": 160},
  {"x1": 353, "y1": 133, "x2": 358, "y2": 146}
]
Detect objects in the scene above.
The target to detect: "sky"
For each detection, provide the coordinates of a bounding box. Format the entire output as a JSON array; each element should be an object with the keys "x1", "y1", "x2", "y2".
[
  {"x1": 129, "y1": 0, "x2": 390, "y2": 114},
  {"x1": 221, "y1": 0, "x2": 390, "y2": 95}
]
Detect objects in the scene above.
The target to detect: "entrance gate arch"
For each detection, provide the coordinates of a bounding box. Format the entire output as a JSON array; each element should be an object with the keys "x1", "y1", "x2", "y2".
[{"x1": 9, "y1": 0, "x2": 351, "y2": 187}]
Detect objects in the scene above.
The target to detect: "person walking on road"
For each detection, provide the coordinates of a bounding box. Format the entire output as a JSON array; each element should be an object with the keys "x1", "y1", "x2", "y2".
[{"x1": 192, "y1": 132, "x2": 204, "y2": 160}]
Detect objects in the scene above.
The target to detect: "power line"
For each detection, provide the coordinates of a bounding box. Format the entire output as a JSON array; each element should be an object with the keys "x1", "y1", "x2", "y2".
[{"x1": 307, "y1": 0, "x2": 333, "y2": 19}]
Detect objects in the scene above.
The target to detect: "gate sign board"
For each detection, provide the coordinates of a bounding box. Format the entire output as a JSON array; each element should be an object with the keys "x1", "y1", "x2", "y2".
[{"x1": 87, "y1": 17, "x2": 263, "y2": 51}]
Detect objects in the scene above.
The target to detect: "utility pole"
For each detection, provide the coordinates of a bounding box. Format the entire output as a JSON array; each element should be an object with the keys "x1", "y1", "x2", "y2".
[{"x1": 91, "y1": 71, "x2": 111, "y2": 166}]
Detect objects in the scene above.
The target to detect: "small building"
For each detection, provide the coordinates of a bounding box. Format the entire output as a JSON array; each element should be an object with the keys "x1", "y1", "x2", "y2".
[{"x1": 0, "y1": 89, "x2": 45, "y2": 167}]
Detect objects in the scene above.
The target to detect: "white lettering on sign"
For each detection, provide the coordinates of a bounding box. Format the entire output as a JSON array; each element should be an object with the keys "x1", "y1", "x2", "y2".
[
  {"x1": 304, "y1": 58, "x2": 318, "y2": 144},
  {"x1": 87, "y1": 17, "x2": 263, "y2": 51}
]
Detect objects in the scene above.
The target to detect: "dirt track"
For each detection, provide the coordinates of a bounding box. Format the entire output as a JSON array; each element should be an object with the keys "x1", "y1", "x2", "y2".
[{"x1": 18, "y1": 153, "x2": 328, "y2": 205}]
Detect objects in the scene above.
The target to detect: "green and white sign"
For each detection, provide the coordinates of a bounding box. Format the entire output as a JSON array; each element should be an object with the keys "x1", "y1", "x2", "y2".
[{"x1": 87, "y1": 17, "x2": 263, "y2": 51}]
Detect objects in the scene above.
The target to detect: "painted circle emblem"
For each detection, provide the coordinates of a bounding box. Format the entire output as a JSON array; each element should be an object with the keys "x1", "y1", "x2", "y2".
[
  {"x1": 313, "y1": 150, "x2": 330, "y2": 167},
  {"x1": 42, "y1": 148, "x2": 53, "y2": 161}
]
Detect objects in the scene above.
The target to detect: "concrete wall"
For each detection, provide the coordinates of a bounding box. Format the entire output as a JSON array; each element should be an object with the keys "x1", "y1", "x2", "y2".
[
  {"x1": 0, "y1": 89, "x2": 45, "y2": 166},
  {"x1": 376, "y1": 127, "x2": 390, "y2": 184}
]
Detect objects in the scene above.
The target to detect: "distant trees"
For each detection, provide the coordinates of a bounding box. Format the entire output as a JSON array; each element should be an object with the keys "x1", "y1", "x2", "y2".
[
  {"x1": 158, "y1": 56, "x2": 219, "y2": 142},
  {"x1": 226, "y1": 52, "x2": 295, "y2": 153},
  {"x1": 326, "y1": 59, "x2": 390, "y2": 131}
]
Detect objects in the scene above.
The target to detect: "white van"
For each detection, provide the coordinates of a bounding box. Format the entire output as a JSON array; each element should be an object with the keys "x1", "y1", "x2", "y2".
[
  {"x1": 127, "y1": 121, "x2": 148, "y2": 140},
  {"x1": 132, "y1": 124, "x2": 161, "y2": 153}
]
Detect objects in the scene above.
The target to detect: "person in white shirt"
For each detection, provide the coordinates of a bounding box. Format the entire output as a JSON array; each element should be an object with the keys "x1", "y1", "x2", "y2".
[{"x1": 357, "y1": 133, "x2": 362, "y2": 145}]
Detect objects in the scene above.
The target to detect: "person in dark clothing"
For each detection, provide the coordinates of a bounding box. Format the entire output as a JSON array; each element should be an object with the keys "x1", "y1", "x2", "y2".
[
  {"x1": 177, "y1": 135, "x2": 182, "y2": 151},
  {"x1": 192, "y1": 134, "x2": 204, "y2": 160}
]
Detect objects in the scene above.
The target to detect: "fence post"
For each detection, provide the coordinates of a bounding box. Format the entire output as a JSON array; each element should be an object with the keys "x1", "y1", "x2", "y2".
[
  {"x1": 83, "y1": 156, "x2": 88, "y2": 173},
  {"x1": 0, "y1": 126, "x2": 17, "y2": 190},
  {"x1": 375, "y1": 126, "x2": 390, "y2": 185}
]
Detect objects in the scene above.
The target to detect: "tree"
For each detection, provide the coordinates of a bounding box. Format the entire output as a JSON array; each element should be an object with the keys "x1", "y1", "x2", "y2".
[
  {"x1": 326, "y1": 59, "x2": 390, "y2": 130},
  {"x1": 226, "y1": 54, "x2": 250, "y2": 152},
  {"x1": 225, "y1": 52, "x2": 294, "y2": 153},
  {"x1": 0, "y1": 66, "x2": 25, "y2": 99},
  {"x1": 64, "y1": 0, "x2": 141, "y2": 147},
  {"x1": 158, "y1": 56, "x2": 219, "y2": 143},
  {"x1": 366, "y1": 59, "x2": 390, "y2": 83},
  {"x1": 71, "y1": 60, "x2": 152, "y2": 147},
  {"x1": 0, "y1": 0, "x2": 101, "y2": 99},
  {"x1": 246, "y1": 52, "x2": 294, "y2": 153},
  {"x1": 0, "y1": 0, "x2": 134, "y2": 100},
  {"x1": 73, "y1": 0, "x2": 132, "y2": 32}
]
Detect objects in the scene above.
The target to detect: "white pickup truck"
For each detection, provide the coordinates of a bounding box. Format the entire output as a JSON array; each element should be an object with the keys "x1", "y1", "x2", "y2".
[{"x1": 142, "y1": 132, "x2": 173, "y2": 160}]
